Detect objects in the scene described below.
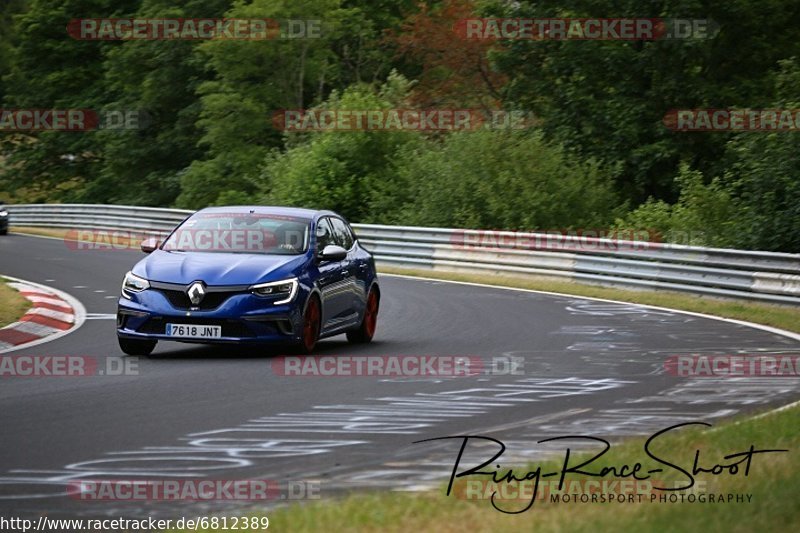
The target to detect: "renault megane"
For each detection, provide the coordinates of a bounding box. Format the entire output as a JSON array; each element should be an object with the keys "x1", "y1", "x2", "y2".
[{"x1": 116, "y1": 206, "x2": 380, "y2": 356}]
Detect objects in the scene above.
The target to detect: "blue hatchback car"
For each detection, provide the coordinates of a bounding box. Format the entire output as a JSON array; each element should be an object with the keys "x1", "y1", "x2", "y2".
[{"x1": 116, "y1": 206, "x2": 380, "y2": 356}]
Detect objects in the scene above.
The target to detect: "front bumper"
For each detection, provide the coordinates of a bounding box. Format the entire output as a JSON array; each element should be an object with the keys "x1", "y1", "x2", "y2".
[{"x1": 116, "y1": 287, "x2": 304, "y2": 344}]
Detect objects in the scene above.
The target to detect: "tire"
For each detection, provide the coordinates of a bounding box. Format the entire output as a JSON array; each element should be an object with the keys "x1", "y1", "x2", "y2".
[
  {"x1": 118, "y1": 336, "x2": 157, "y2": 356},
  {"x1": 298, "y1": 295, "x2": 321, "y2": 354},
  {"x1": 347, "y1": 287, "x2": 379, "y2": 344},
  {"x1": 0, "y1": 229, "x2": 7, "y2": 235}
]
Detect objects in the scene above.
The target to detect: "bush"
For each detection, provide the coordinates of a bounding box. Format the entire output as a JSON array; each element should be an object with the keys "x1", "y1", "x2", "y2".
[
  {"x1": 617, "y1": 164, "x2": 738, "y2": 247},
  {"x1": 258, "y1": 74, "x2": 421, "y2": 222},
  {"x1": 388, "y1": 129, "x2": 620, "y2": 230}
]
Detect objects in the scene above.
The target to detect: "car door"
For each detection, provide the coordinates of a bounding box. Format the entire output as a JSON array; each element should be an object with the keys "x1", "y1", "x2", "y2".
[
  {"x1": 328, "y1": 216, "x2": 363, "y2": 328},
  {"x1": 315, "y1": 217, "x2": 350, "y2": 330}
]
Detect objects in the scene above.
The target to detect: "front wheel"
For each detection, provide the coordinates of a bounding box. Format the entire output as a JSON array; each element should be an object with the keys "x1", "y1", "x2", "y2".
[
  {"x1": 347, "y1": 288, "x2": 379, "y2": 344},
  {"x1": 118, "y1": 336, "x2": 157, "y2": 356},
  {"x1": 298, "y1": 295, "x2": 321, "y2": 354}
]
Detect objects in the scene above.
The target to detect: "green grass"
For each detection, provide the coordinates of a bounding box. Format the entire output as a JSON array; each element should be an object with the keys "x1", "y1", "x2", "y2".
[
  {"x1": 0, "y1": 277, "x2": 31, "y2": 327},
  {"x1": 9, "y1": 226, "x2": 72, "y2": 240}
]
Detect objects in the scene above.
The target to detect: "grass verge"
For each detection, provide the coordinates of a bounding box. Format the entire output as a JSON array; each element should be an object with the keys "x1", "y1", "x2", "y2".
[
  {"x1": 9, "y1": 226, "x2": 71, "y2": 239},
  {"x1": 0, "y1": 276, "x2": 31, "y2": 327}
]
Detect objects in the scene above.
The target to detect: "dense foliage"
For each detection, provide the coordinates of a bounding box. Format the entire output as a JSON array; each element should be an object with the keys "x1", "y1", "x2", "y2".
[{"x1": 1, "y1": 0, "x2": 798, "y2": 251}]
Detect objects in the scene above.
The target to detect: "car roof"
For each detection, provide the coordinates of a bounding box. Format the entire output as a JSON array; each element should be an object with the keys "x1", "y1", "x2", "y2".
[{"x1": 195, "y1": 206, "x2": 339, "y2": 220}]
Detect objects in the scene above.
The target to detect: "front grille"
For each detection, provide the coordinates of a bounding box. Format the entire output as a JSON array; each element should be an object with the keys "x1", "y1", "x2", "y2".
[
  {"x1": 138, "y1": 317, "x2": 255, "y2": 338},
  {"x1": 156, "y1": 289, "x2": 240, "y2": 310}
]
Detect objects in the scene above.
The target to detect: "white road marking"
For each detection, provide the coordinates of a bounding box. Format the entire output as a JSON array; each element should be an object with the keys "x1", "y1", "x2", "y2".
[{"x1": 85, "y1": 314, "x2": 116, "y2": 320}]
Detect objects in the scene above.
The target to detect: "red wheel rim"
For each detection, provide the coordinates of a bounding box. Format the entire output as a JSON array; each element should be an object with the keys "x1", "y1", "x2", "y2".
[
  {"x1": 364, "y1": 291, "x2": 378, "y2": 337},
  {"x1": 303, "y1": 298, "x2": 320, "y2": 351}
]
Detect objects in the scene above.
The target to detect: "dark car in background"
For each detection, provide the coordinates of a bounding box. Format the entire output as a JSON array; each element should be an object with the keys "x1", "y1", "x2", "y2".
[{"x1": 0, "y1": 202, "x2": 8, "y2": 235}]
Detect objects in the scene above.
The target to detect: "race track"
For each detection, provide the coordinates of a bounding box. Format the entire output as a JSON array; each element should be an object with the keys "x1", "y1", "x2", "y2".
[{"x1": 1, "y1": 233, "x2": 799, "y2": 519}]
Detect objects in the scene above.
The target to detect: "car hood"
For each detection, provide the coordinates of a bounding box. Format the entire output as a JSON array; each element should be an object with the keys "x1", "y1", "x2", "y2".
[{"x1": 134, "y1": 250, "x2": 306, "y2": 286}]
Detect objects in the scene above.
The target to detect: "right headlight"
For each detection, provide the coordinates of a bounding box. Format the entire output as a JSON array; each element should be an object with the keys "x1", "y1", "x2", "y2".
[
  {"x1": 249, "y1": 277, "x2": 298, "y2": 305},
  {"x1": 0, "y1": 210, "x2": 8, "y2": 217},
  {"x1": 121, "y1": 271, "x2": 150, "y2": 299}
]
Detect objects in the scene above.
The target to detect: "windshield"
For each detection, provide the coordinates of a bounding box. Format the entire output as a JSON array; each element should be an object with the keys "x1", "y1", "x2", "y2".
[{"x1": 162, "y1": 212, "x2": 310, "y2": 255}]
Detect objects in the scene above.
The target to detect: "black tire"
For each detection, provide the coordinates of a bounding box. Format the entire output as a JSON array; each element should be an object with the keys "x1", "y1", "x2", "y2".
[
  {"x1": 346, "y1": 288, "x2": 379, "y2": 344},
  {"x1": 118, "y1": 337, "x2": 157, "y2": 356},
  {"x1": 0, "y1": 229, "x2": 7, "y2": 235},
  {"x1": 297, "y1": 295, "x2": 321, "y2": 354}
]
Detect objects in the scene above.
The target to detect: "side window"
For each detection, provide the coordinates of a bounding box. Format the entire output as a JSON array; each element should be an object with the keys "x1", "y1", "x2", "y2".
[
  {"x1": 329, "y1": 217, "x2": 354, "y2": 250},
  {"x1": 316, "y1": 217, "x2": 335, "y2": 251}
]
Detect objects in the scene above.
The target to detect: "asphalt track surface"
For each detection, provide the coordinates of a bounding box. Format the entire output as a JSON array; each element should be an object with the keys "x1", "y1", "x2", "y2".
[{"x1": 1, "y1": 233, "x2": 799, "y2": 520}]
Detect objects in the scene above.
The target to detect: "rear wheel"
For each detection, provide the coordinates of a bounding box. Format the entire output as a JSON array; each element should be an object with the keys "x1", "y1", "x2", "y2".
[
  {"x1": 118, "y1": 337, "x2": 157, "y2": 356},
  {"x1": 347, "y1": 288, "x2": 379, "y2": 344},
  {"x1": 299, "y1": 295, "x2": 321, "y2": 354}
]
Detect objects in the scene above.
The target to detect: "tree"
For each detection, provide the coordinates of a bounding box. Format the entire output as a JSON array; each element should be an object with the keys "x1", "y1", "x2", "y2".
[
  {"x1": 259, "y1": 73, "x2": 421, "y2": 222},
  {"x1": 0, "y1": 0, "x2": 138, "y2": 202},
  {"x1": 493, "y1": 0, "x2": 800, "y2": 203},
  {"x1": 87, "y1": 0, "x2": 231, "y2": 206},
  {"x1": 717, "y1": 59, "x2": 800, "y2": 252},
  {"x1": 177, "y1": 0, "x2": 403, "y2": 208},
  {"x1": 390, "y1": 0, "x2": 508, "y2": 109}
]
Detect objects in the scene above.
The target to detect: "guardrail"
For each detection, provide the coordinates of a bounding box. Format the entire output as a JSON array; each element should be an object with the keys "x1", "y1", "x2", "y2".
[{"x1": 7, "y1": 203, "x2": 800, "y2": 305}]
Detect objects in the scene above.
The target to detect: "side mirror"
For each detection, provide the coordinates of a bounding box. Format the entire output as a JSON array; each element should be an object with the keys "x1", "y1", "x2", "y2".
[
  {"x1": 141, "y1": 237, "x2": 160, "y2": 254},
  {"x1": 318, "y1": 244, "x2": 347, "y2": 262}
]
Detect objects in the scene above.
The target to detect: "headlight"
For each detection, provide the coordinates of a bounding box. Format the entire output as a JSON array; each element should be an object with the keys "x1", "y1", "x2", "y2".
[
  {"x1": 121, "y1": 271, "x2": 150, "y2": 298},
  {"x1": 249, "y1": 278, "x2": 298, "y2": 305},
  {"x1": 0, "y1": 211, "x2": 8, "y2": 217}
]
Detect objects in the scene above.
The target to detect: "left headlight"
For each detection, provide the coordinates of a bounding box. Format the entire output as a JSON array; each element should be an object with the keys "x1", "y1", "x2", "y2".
[
  {"x1": 121, "y1": 271, "x2": 150, "y2": 299},
  {"x1": 249, "y1": 277, "x2": 298, "y2": 305},
  {"x1": 0, "y1": 211, "x2": 8, "y2": 217}
]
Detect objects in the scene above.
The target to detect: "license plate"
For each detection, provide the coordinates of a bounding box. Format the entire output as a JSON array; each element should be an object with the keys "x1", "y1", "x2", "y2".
[{"x1": 166, "y1": 323, "x2": 222, "y2": 339}]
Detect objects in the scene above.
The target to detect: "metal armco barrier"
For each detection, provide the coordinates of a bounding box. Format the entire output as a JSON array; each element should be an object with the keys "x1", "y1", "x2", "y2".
[{"x1": 7, "y1": 203, "x2": 800, "y2": 305}]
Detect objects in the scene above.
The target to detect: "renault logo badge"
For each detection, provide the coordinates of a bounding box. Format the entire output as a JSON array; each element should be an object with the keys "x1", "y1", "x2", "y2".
[{"x1": 187, "y1": 281, "x2": 206, "y2": 305}]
